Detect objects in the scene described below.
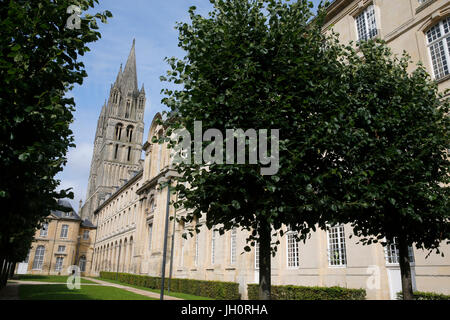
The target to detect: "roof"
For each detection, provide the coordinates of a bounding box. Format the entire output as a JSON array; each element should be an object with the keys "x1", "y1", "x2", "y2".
[
  {"x1": 50, "y1": 199, "x2": 81, "y2": 221},
  {"x1": 81, "y1": 219, "x2": 96, "y2": 229}
]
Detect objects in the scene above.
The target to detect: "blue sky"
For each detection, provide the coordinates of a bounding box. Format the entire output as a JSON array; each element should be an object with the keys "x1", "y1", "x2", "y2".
[{"x1": 58, "y1": 0, "x2": 323, "y2": 210}]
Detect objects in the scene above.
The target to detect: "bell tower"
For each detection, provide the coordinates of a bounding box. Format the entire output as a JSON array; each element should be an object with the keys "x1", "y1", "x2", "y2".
[{"x1": 81, "y1": 39, "x2": 146, "y2": 221}]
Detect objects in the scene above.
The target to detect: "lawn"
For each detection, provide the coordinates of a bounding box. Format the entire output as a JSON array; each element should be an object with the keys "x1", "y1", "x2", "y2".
[
  {"x1": 13, "y1": 274, "x2": 95, "y2": 284},
  {"x1": 18, "y1": 284, "x2": 157, "y2": 300},
  {"x1": 96, "y1": 277, "x2": 213, "y2": 300}
]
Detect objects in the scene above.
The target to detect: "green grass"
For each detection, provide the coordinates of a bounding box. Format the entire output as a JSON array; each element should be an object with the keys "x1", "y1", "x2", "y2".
[
  {"x1": 96, "y1": 277, "x2": 214, "y2": 300},
  {"x1": 13, "y1": 274, "x2": 95, "y2": 284},
  {"x1": 18, "y1": 284, "x2": 157, "y2": 300}
]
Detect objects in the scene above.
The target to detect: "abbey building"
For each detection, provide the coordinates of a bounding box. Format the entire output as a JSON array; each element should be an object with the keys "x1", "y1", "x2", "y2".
[{"x1": 24, "y1": 0, "x2": 450, "y2": 300}]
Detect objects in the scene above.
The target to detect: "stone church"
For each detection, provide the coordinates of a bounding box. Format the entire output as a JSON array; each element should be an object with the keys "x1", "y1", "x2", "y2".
[{"x1": 77, "y1": 0, "x2": 450, "y2": 300}]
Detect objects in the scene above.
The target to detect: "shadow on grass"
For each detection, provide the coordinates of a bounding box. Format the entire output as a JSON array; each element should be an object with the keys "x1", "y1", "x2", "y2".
[{"x1": 19, "y1": 284, "x2": 156, "y2": 300}]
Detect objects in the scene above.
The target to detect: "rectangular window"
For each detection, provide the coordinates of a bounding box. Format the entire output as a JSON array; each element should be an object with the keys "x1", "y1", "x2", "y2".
[
  {"x1": 83, "y1": 230, "x2": 89, "y2": 240},
  {"x1": 254, "y1": 242, "x2": 259, "y2": 270},
  {"x1": 427, "y1": 17, "x2": 450, "y2": 80},
  {"x1": 148, "y1": 224, "x2": 153, "y2": 252},
  {"x1": 230, "y1": 228, "x2": 237, "y2": 265},
  {"x1": 355, "y1": 5, "x2": 378, "y2": 41},
  {"x1": 55, "y1": 257, "x2": 64, "y2": 272},
  {"x1": 57, "y1": 245, "x2": 65, "y2": 253},
  {"x1": 180, "y1": 236, "x2": 185, "y2": 267},
  {"x1": 211, "y1": 230, "x2": 217, "y2": 265},
  {"x1": 32, "y1": 246, "x2": 45, "y2": 270},
  {"x1": 40, "y1": 223, "x2": 48, "y2": 237},
  {"x1": 286, "y1": 227, "x2": 299, "y2": 268},
  {"x1": 60, "y1": 225, "x2": 69, "y2": 238},
  {"x1": 195, "y1": 234, "x2": 199, "y2": 267},
  {"x1": 385, "y1": 238, "x2": 415, "y2": 264},
  {"x1": 327, "y1": 225, "x2": 347, "y2": 266}
]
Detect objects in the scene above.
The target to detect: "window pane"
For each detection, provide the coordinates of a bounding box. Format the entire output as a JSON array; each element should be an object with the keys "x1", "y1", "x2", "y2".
[
  {"x1": 287, "y1": 231, "x2": 299, "y2": 268},
  {"x1": 427, "y1": 23, "x2": 442, "y2": 44},
  {"x1": 327, "y1": 225, "x2": 347, "y2": 266},
  {"x1": 429, "y1": 40, "x2": 449, "y2": 79}
]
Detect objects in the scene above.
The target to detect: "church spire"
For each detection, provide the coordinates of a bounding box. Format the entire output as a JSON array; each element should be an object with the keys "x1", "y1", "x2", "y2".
[
  {"x1": 115, "y1": 63, "x2": 122, "y2": 85},
  {"x1": 120, "y1": 39, "x2": 138, "y2": 93}
]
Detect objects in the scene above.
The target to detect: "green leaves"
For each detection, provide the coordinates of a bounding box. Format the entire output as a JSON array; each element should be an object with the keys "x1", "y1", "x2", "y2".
[{"x1": 0, "y1": 0, "x2": 111, "y2": 262}]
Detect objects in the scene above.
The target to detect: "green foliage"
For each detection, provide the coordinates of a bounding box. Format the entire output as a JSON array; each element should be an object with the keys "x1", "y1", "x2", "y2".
[
  {"x1": 161, "y1": 0, "x2": 349, "y2": 259},
  {"x1": 397, "y1": 291, "x2": 450, "y2": 300},
  {"x1": 0, "y1": 0, "x2": 111, "y2": 265},
  {"x1": 247, "y1": 283, "x2": 366, "y2": 300},
  {"x1": 99, "y1": 271, "x2": 241, "y2": 300},
  {"x1": 333, "y1": 39, "x2": 450, "y2": 254}
]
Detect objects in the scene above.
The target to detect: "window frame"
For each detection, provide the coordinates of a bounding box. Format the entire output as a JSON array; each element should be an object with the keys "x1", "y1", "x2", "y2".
[
  {"x1": 40, "y1": 223, "x2": 48, "y2": 237},
  {"x1": 286, "y1": 227, "x2": 300, "y2": 269},
  {"x1": 60, "y1": 224, "x2": 69, "y2": 239},
  {"x1": 326, "y1": 224, "x2": 347, "y2": 267},
  {"x1": 384, "y1": 238, "x2": 415, "y2": 266},
  {"x1": 426, "y1": 16, "x2": 450, "y2": 80},
  {"x1": 32, "y1": 246, "x2": 45, "y2": 270},
  {"x1": 230, "y1": 228, "x2": 237, "y2": 265},
  {"x1": 55, "y1": 256, "x2": 64, "y2": 272},
  {"x1": 355, "y1": 4, "x2": 378, "y2": 42}
]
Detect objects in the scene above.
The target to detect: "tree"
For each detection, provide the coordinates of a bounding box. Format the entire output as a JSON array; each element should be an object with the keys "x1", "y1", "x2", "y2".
[
  {"x1": 0, "y1": 0, "x2": 111, "y2": 284},
  {"x1": 335, "y1": 40, "x2": 450, "y2": 300},
  {"x1": 160, "y1": 0, "x2": 349, "y2": 299}
]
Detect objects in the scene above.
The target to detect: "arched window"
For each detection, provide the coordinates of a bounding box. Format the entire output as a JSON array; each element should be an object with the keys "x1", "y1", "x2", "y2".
[
  {"x1": 79, "y1": 255, "x2": 86, "y2": 272},
  {"x1": 115, "y1": 123, "x2": 123, "y2": 140},
  {"x1": 126, "y1": 126, "x2": 134, "y2": 143},
  {"x1": 125, "y1": 100, "x2": 131, "y2": 118},
  {"x1": 114, "y1": 144, "x2": 119, "y2": 159},
  {"x1": 426, "y1": 16, "x2": 450, "y2": 80},
  {"x1": 32, "y1": 246, "x2": 45, "y2": 270}
]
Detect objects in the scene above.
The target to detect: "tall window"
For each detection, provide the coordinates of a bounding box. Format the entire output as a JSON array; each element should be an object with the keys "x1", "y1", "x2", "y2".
[
  {"x1": 426, "y1": 17, "x2": 450, "y2": 80},
  {"x1": 114, "y1": 144, "x2": 119, "y2": 159},
  {"x1": 60, "y1": 225, "x2": 69, "y2": 238},
  {"x1": 32, "y1": 246, "x2": 45, "y2": 270},
  {"x1": 254, "y1": 242, "x2": 259, "y2": 270},
  {"x1": 355, "y1": 5, "x2": 378, "y2": 41},
  {"x1": 385, "y1": 238, "x2": 415, "y2": 264},
  {"x1": 156, "y1": 142, "x2": 163, "y2": 173},
  {"x1": 83, "y1": 230, "x2": 89, "y2": 240},
  {"x1": 286, "y1": 227, "x2": 299, "y2": 268},
  {"x1": 115, "y1": 124, "x2": 123, "y2": 140},
  {"x1": 126, "y1": 126, "x2": 134, "y2": 142},
  {"x1": 79, "y1": 256, "x2": 86, "y2": 272},
  {"x1": 148, "y1": 224, "x2": 153, "y2": 252},
  {"x1": 211, "y1": 230, "x2": 217, "y2": 265},
  {"x1": 327, "y1": 224, "x2": 347, "y2": 266},
  {"x1": 40, "y1": 223, "x2": 48, "y2": 237},
  {"x1": 125, "y1": 101, "x2": 131, "y2": 118},
  {"x1": 195, "y1": 234, "x2": 199, "y2": 266},
  {"x1": 55, "y1": 257, "x2": 64, "y2": 272},
  {"x1": 230, "y1": 228, "x2": 237, "y2": 265},
  {"x1": 127, "y1": 146, "x2": 132, "y2": 161},
  {"x1": 180, "y1": 236, "x2": 185, "y2": 267}
]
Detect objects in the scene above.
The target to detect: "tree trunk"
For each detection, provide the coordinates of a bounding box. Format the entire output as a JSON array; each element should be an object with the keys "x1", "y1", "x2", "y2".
[
  {"x1": 258, "y1": 219, "x2": 271, "y2": 300},
  {"x1": 397, "y1": 235, "x2": 414, "y2": 300}
]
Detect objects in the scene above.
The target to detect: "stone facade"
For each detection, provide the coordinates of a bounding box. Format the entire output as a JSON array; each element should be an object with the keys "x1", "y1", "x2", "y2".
[
  {"x1": 16, "y1": 200, "x2": 96, "y2": 276},
  {"x1": 84, "y1": 0, "x2": 450, "y2": 300}
]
